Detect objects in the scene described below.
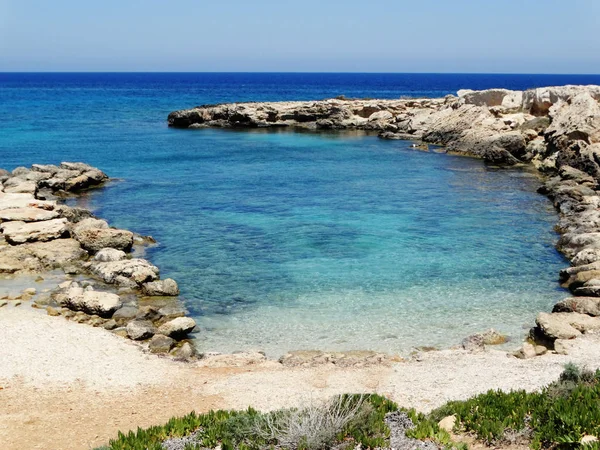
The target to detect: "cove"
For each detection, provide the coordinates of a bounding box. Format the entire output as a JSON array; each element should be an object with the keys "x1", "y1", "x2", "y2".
[{"x1": 84, "y1": 128, "x2": 567, "y2": 357}]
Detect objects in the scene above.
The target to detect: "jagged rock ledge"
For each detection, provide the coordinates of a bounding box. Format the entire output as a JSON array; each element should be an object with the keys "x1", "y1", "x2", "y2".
[
  {"x1": 0, "y1": 162, "x2": 197, "y2": 361},
  {"x1": 170, "y1": 85, "x2": 600, "y2": 358}
]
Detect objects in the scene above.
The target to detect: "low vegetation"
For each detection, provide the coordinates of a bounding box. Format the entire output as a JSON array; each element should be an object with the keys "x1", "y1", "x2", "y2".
[{"x1": 99, "y1": 364, "x2": 600, "y2": 450}]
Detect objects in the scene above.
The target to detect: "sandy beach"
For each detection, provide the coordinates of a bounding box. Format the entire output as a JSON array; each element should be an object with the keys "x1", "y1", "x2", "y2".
[{"x1": 2, "y1": 302, "x2": 600, "y2": 450}]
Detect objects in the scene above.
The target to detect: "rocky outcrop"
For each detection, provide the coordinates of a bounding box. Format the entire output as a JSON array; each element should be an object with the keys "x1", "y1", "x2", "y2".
[
  {"x1": 168, "y1": 85, "x2": 600, "y2": 170},
  {"x1": 0, "y1": 162, "x2": 198, "y2": 362}
]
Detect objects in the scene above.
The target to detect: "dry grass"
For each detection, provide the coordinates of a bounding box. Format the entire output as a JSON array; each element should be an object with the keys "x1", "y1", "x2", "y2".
[{"x1": 254, "y1": 394, "x2": 369, "y2": 449}]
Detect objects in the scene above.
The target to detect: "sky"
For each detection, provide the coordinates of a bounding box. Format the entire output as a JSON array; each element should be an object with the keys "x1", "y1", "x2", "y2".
[{"x1": 0, "y1": 0, "x2": 598, "y2": 73}]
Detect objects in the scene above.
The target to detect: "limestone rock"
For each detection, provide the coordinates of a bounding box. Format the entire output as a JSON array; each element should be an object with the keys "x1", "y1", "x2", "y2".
[
  {"x1": 0, "y1": 207, "x2": 59, "y2": 222},
  {"x1": 112, "y1": 305, "x2": 139, "y2": 322},
  {"x1": 158, "y1": 317, "x2": 196, "y2": 339},
  {"x1": 103, "y1": 319, "x2": 118, "y2": 330},
  {"x1": 171, "y1": 342, "x2": 196, "y2": 361},
  {"x1": 573, "y1": 248, "x2": 600, "y2": 266},
  {"x1": 60, "y1": 288, "x2": 122, "y2": 318},
  {"x1": 126, "y1": 320, "x2": 156, "y2": 340},
  {"x1": 3, "y1": 179, "x2": 37, "y2": 194},
  {"x1": 481, "y1": 329, "x2": 508, "y2": 345},
  {"x1": 554, "y1": 339, "x2": 575, "y2": 355},
  {"x1": 513, "y1": 342, "x2": 538, "y2": 359},
  {"x1": 142, "y1": 278, "x2": 179, "y2": 296},
  {"x1": 71, "y1": 218, "x2": 109, "y2": 234},
  {"x1": 91, "y1": 258, "x2": 159, "y2": 285},
  {"x1": 46, "y1": 306, "x2": 60, "y2": 316},
  {"x1": 93, "y1": 247, "x2": 126, "y2": 262},
  {"x1": 459, "y1": 88, "x2": 516, "y2": 107},
  {"x1": 461, "y1": 334, "x2": 485, "y2": 352},
  {"x1": 0, "y1": 192, "x2": 54, "y2": 211},
  {"x1": 535, "y1": 312, "x2": 600, "y2": 340},
  {"x1": 1, "y1": 218, "x2": 68, "y2": 244},
  {"x1": 148, "y1": 334, "x2": 175, "y2": 354},
  {"x1": 553, "y1": 297, "x2": 600, "y2": 316},
  {"x1": 75, "y1": 227, "x2": 133, "y2": 253}
]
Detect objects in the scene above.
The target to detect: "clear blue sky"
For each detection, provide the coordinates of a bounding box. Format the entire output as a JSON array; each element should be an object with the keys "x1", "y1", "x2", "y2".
[{"x1": 1, "y1": 0, "x2": 598, "y2": 73}]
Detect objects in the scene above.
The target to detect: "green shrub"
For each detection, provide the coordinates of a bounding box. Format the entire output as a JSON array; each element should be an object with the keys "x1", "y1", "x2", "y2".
[{"x1": 100, "y1": 364, "x2": 600, "y2": 450}]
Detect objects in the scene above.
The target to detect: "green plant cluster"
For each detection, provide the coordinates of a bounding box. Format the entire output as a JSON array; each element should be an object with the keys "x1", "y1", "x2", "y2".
[
  {"x1": 98, "y1": 364, "x2": 600, "y2": 450},
  {"x1": 425, "y1": 364, "x2": 600, "y2": 449},
  {"x1": 101, "y1": 394, "x2": 409, "y2": 450}
]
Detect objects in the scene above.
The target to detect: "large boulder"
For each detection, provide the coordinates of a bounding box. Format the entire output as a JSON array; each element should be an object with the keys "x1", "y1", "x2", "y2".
[
  {"x1": 553, "y1": 297, "x2": 600, "y2": 316},
  {"x1": 458, "y1": 88, "x2": 517, "y2": 107},
  {"x1": 522, "y1": 85, "x2": 600, "y2": 116},
  {"x1": 535, "y1": 312, "x2": 600, "y2": 340},
  {"x1": 2, "y1": 178, "x2": 37, "y2": 194},
  {"x1": 75, "y1": 228, "x2": 133, "y2": 253},
  {"x1": 142, "y1": 278, "x2": 180, "y2": 296},
  {"x1": 24, "y1": 239, "x2": 87, "y2": 269},
  {"x1": 60, "y1": 287, "x2": 122, "y2": 318},
  {"x1": 1, "y1": 218, "x2": 68, "y2": 244},
  {"x1": 157, "y1": 317, "x2": 197, "y2": 339},
  {"x1": 148, "y1": 334, "x2": 176, "y2": 354},
  {"x1": 91, "y1": 258, "x2": 160, "y2": 285},
  {"x1": 93, "y1": 247, "x2": 126, "y2": 262}
]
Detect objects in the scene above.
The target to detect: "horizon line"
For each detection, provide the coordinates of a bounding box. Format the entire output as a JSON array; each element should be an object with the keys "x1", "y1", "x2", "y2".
[{"x1": 1, "y1": 71, "x2": 600, "y2": 76}]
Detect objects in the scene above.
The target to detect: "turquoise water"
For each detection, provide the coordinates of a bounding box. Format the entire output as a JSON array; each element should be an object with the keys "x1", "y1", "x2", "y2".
[{"x1": 0, "y1": 73, "x2": 575, "y2": 356}]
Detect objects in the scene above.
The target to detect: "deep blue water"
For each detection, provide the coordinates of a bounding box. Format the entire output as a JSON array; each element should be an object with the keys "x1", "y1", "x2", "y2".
[{"x1": 1, "y1": 72, "x2": 586, "y2": 355}]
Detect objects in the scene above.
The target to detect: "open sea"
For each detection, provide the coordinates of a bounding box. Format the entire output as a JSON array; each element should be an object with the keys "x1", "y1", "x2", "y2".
[{"x1": 3, "y1": 72, "x2": 600, "y2": 356}]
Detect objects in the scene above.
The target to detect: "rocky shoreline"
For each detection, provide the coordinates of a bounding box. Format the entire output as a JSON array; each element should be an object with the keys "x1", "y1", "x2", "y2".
[
  {"x1": 169, "y1": 85, "x2": 600, "y2": 358},
  {"x1": 3, "y1": 85, "x2": 600, "y2": 365},
  {"x1": 0, "y1": 162, "x2": 197, "y2": 360}
]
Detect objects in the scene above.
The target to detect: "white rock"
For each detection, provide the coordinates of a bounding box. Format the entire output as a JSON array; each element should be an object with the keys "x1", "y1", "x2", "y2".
[
  {"x1": 91, "y1": 258, "x2": 159, "y2": 285},
  {"x1": 1, "y1": 218, "x2": 68, "y2": 244},
  {"x1": 158, "y1": 317, "x2": 197, "y2": 339},
  {"x1": 0, "y1": 207, "x2": 59, "y2": 222},
  {"x1": 93, "y1": 248, "x2": 127, "y2": 262}
]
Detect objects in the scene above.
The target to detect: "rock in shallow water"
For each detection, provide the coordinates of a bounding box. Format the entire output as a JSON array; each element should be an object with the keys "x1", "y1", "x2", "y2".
[
  {"x1": 91, "y1": 258, "x2": 159, "y2": 285},
  {"x1": 60, "y1": 287, "x2": 123, "y2": 318},
  {"x1": 142, "y1": 278, "x2": 179, "y2": 296},
  {"x1": 75, "y1": 227, "x2": 134, "y2": 253},
  {"x1": 158, "y1": 317, "x2": 196, "y2": 339}
]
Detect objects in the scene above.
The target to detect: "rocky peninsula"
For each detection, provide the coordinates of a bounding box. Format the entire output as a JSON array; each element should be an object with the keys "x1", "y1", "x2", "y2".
[{"x1": 169, "y1": 85, "x2": 600, "y2": 357}]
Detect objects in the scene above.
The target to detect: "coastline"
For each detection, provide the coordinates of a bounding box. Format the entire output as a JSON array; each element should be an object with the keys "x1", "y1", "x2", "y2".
[
  {"x1": 3, "y1": 84, "x2": 600, "y2": 447},
  {"x1": 169, "y1": 84, "x2": 600, "y2": 357}
]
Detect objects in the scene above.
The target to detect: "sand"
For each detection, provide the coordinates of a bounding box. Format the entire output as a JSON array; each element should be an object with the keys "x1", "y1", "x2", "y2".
[{"x1": 2, "y1": 303, "x2": 600, "y2": 450}]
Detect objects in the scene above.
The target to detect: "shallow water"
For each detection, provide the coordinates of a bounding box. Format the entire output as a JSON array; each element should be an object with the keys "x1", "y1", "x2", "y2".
[{"x1": 0, "y1": 73, "x2": 578, "y2": 356}]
